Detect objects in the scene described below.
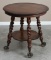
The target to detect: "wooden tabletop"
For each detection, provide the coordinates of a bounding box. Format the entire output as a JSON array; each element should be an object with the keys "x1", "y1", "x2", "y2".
[{"x1": 3, "y1": 3, "x2": 49, "y2": 17}]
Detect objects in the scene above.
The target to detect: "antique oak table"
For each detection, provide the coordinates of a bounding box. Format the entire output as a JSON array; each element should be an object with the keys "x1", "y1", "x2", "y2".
[{"x1": 3, "y1": 3, "x2": 49, "y2": 58}]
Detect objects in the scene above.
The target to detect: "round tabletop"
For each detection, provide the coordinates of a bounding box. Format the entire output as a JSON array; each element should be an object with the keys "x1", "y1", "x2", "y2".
[{"x1": 3, "y1": 3, "x2": 49, "y2": 17}]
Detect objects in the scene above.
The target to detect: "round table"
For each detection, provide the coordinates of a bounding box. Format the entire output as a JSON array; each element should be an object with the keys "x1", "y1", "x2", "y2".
[{"x1": 3, "y1": 3, "x2": 49, "y2": 58}]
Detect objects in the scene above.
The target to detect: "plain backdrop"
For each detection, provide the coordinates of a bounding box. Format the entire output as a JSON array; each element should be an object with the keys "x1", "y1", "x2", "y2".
[{"x1": 0, "y1": 0, "x2": 51, "y2": 22}]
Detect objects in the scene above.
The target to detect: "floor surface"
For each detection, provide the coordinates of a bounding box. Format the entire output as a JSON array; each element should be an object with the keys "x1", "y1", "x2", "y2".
[{"x1": 0, "y1": 25, "x2": 51, "y2": 60}]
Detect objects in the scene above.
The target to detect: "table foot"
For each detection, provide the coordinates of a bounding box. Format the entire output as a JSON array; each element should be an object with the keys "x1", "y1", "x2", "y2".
[
  {"x1": 27, "y1": 53, "x2": 33, "y2": 58},
  {"x1": 41, "y1": 42, "x2": 46, "y2": 47},
  {"x1": 4, "y1": 46, "x2": 9, "y2": 50}
]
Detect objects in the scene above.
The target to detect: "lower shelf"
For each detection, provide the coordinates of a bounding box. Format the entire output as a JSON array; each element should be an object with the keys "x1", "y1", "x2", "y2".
[{"x1": 12, "y1": 30, "x2": 39, "y2": 41}]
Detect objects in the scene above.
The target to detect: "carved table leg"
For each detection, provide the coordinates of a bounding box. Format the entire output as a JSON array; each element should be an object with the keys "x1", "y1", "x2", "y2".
[
  {"x1": 4, "y1": 16, "x2": 15, "y2": 50},
  {"x1": 20, "y1": 17, "x2": 24, "y2": 31},
  {"x1": 27, "y1": 17, "x2": 33, "y2": 58},
  {"x1": 36, "y1": 17, "x2": 46, "y2": 47},
  {"x1": 20, "y1": 17, "x2": 24, "y2": 41}
]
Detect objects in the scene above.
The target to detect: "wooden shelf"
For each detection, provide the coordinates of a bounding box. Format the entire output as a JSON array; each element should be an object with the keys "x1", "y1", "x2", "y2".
[{"x1": 12, "y1": 30, "x2": 39, "y2": 41}]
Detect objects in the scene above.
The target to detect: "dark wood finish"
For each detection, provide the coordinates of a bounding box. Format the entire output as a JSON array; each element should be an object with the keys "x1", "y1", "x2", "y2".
[
  {"x1": 3, "y1": 3, "x2": 49, "y2": 17},
  {"x1": 27, "y1": 17, "x2": 33, "y2": 58},
  {"x1": 20, "y1": 17, "x2": 24, "y2": 41},
  {"x1": 12, "y1": 30, "x2": 39, "y2": 41},
  {"x1": 3, "y1": 3, "x2": 49, "y2": 58},
  {"x1": 20, "y1": 17, "x2": 24, "y2": 30},
  {"x1": 4, "y1": 16, "x2": 15, "y2": 50},
  {"x1": 36, "y1": 17, "x2": 46, "y2": 47}
]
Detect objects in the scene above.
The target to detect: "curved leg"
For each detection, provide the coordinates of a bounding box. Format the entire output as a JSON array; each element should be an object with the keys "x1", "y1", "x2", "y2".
[
  {"x1": 4, "y1": 16, "x2": 15, "y2": 50},
  {"x1": 36, "y1": 17, "x2": 46, "y2": 47},
  {"x1": 27, "y1": 17, "x2": 33, "y2": 58}
]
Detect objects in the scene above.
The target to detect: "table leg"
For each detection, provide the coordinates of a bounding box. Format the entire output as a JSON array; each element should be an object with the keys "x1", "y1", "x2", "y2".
[
  {"x1": 36, "y1": 17, "x2": 46, "y2": 47},
  {"x1": 20, "y1": 17, "x2": 24, "y2": 41},
  {"x1": 4, "y1": 16, "x2": 15, "y2": 50},
  {"x1": 20, "y1": 17, "x2": 24, "y2": 30},
  {"x1": 27, "y1": 17, "x2": 33, "y2": 58}
]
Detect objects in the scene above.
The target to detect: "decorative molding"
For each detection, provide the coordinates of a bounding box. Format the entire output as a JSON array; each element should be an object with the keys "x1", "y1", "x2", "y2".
[{"x1": 0, "y1": 21, "x2": 51, "y2": 25}]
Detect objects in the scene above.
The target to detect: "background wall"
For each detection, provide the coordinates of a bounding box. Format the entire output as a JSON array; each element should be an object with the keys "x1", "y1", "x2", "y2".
[{"x1": 0, "y1": 0, "x2": 51, "y2": 22}]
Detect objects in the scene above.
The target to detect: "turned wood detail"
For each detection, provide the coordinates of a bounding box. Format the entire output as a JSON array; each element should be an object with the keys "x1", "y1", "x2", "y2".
[
  {"x1": 27, "y1": 17, "x2": 32, "y2": 54},
  {"x1": 3, "y1": 3, "x2": 48, "y2": 57},
  {"x1": 36, "y1": 17, "x2": 43, "y2": 43},
  {"x1": 20, "y1": 17, "x2": 24, "y2": 40},
  {"x1": 20, "y1": 17, "x2": 24, "y2": 31},
  {"x1": 7, "y1": 16, "x2": 15, "y2": 46}
]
